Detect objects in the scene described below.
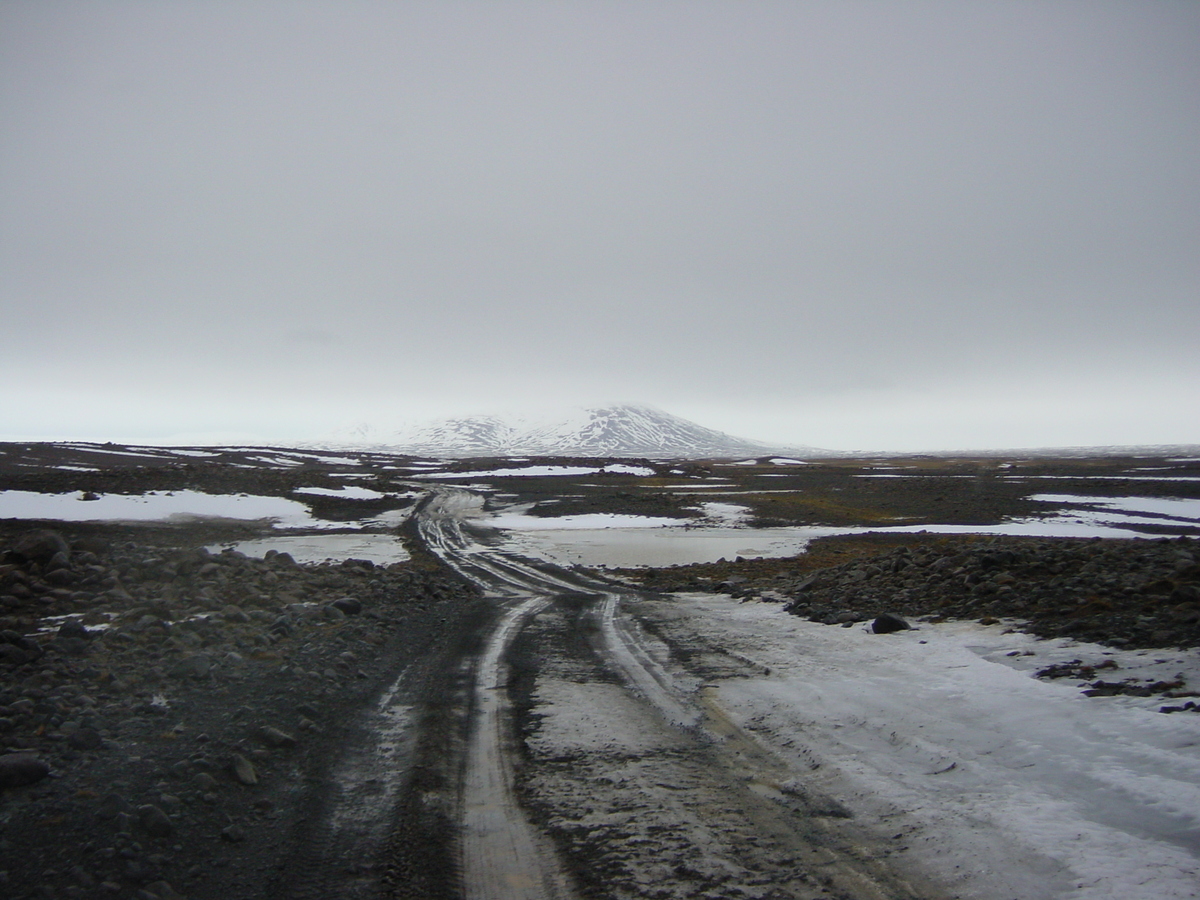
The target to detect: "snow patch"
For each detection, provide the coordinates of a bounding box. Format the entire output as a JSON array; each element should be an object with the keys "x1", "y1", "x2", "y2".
[{"x1": 663, "y1": 595, "x2": 1200, "y2": 900}]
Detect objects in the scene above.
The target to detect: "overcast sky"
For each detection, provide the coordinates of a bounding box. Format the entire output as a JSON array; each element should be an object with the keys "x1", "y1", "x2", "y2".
[{"x1": 1, "y1": 1, "x2": 1197, "y2": 452}]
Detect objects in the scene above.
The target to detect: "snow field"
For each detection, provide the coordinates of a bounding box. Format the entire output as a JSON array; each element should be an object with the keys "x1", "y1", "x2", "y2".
[{"x1": 662, "y1": 595, "x2": 1200, "y2": 900}]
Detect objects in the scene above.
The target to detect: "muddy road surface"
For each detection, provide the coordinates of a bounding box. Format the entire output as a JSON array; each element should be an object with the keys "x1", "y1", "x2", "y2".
[{"x1": 396, "y1": 487, "x2": 939, "y2": 900}]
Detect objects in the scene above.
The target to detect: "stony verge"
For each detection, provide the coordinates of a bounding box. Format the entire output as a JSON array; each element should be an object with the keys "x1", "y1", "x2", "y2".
[
  {"x1": 622, "y1": 534, "x2": 1200, "y2": 652},
  {"x1": 0, "y1": 524, "x2": 478, "y2": 900}
]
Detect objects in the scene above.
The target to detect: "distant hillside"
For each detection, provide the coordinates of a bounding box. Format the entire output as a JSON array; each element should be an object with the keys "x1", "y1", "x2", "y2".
[{"x1": 330, "y1": 404, "x2": 827, "y2": 459}]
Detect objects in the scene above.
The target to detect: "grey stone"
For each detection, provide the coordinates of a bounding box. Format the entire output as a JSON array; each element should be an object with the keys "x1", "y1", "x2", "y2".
[
  {"x1": 258, "y1": 726, "x2": 296, "y2": 748},
  {"x1": 142, "y1": 882, "x2": 187, "y2": 900},
  {"x1": 138, "y1": 805, "x2": 174, "y2": 838},
  {"x1": 7, "y1": 531, "x2": 70, "y2": 565},
  {"x1": 169, "y1": 655, "x2": 211, "y2": 680},
  {"x1": 67, "y1": 726, "x2": 104, "y2": 751},
  {"x1": 0, "y1": 753, "x2": 49, "y2": 788},
  {"x1": 229, "y1": 754, "x2": 257, "y2": 785},
  {"x1": 331, "y1": 596, "x2": 362, "y2": 615},
  {"x1": 97, "y1": 793, "x2": 130, "y2": 819}
]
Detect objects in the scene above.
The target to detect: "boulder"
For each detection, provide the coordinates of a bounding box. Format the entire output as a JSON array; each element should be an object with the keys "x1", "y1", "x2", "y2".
[
  {"x1": 331, "y1": 596, "x2": 363, "y2": 615},
  {"x1": 0, "y1": 753, "x2": 50, "y2": 788},
  {"x1": 872, "y1": 613, "x2": 911, "y2": 634},
  {"x1": 138, "y1": 804, "x2": 175, "y2": 838},
  {"x1": 6, "y1": 531, "x2": 70, "y2": 565}
]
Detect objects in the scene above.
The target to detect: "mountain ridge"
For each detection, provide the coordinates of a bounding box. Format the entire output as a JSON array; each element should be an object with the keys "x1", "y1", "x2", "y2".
[{"x1": 327, "y1": 404, "x2": 827, "y2": 459}]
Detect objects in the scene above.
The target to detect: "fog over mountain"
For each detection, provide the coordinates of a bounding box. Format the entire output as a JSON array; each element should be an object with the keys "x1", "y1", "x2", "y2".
[{"x1": 331, "y1": 404, "x2": 824, "y2": 459}]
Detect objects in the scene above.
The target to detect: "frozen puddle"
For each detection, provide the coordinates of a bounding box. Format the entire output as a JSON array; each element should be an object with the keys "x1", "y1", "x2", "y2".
[
  {"x1": 0, "y1": 489, "x2": 325, "y2": 526},
  {"x1": 1030, "y1": 493, "x2": 1200, "y2": 528},
  {"x1": 0, "y1": 489, "x2": 413, "y2": 532},
  {"x1": 209, "y1": 534, "x2": 409, "y2": 565},
  {"x1": 492, "y1": 523, "x2": 843, "y2": 568},
  {"x1": 480, "y1": 491, "x2": 1199, "y2": 569},
  {"x1": 656, "y1": 594, "x2": 1200, "y2": 900}
]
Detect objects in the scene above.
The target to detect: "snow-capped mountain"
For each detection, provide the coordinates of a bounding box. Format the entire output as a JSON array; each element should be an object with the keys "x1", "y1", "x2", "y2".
[{"x1": 335, "y1": 404, "x2": 825, "y2": 459}]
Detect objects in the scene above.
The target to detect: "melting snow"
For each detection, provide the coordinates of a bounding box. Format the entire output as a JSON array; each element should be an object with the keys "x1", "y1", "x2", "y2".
[
  {"x1": 415, "y1": 464, "x2": 654, "y2": 480},
  {"x1": 669, "y1": 594, "x2": 1200, "y2": 900},
  {"x1": 1032, "y1": 494, "x2": 1200, "y2": 522},
  {"x1": 0, "y1": 490, "x2": 329, "y2": 528},
  {"x1": 293, "y1": 486, "x2": 392, "y2": 500},
  {"x1": 485, "y1": 512, "x2": 680, "y2": 530}
]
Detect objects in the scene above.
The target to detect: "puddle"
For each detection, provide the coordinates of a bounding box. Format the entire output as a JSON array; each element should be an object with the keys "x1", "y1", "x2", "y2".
[
  {"x1": 1031, "y1": 494, "x2": 1200, "y2": 522},
  {"x1": 0, "y1": 489, "x2": 326, "y2": 526},
  {"x1": 414, "y1": 464, "x2": 655, "y2": 480},
  {"x1": 484, "y1": 490, "x2": 1200, "y2": 568},
  {"x1": 493, "y1": 524, "x2": 845, "y2": 568},
  {"x1": 0, "y1": 489, "x2": 412, "y2": 530},
  {"x1": 209, "y1": 533, "x2": 409, "y2": 565},
  {"x1": 485, "y1": 512, "x2": 682, "y2": 530}
]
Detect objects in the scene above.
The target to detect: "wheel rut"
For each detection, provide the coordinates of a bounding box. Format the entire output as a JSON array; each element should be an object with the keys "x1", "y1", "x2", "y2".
[{"x1": 299, "y1": 484, "x2": 947, "y2": 900}]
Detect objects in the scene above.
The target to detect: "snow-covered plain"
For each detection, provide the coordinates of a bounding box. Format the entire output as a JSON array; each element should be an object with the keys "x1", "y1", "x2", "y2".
[{"x1": 661, "y1": 594, "x2": 1200, "y2": 900}]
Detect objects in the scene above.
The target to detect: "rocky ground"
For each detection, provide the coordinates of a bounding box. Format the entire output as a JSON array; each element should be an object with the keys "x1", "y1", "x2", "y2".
[
  {"x1": 3, "y1": 442, "x2": 1200, "y2": 898},
  {"x1": 0, "y1": 519, "x2": 479, "y2": 900},
  {"x1": 620, "y1": 533, "x2": 1200, "y2": 711}
]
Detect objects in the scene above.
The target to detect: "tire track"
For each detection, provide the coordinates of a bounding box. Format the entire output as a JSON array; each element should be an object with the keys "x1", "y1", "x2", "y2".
[{"x1": 417, "y1": 484, "x2": 940, "y2": 900}]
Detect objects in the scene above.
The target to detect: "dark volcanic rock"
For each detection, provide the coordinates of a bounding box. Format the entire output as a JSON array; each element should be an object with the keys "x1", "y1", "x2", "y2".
[
  {"x1": 872, "y1": 613, "x2": 911, "y2": 634},
  {"x1": 331, "y1": 596, "x2": 363, "y2": 615},
  {"x1": 774, "y1": 536, "x2": 1200, "y2": 649},
  {"x1": 5, "y1": 530, "x2": 70, "y2": 564},
  {"x1": 0, "y1": 753, "x2": 50, "y2": 788}
]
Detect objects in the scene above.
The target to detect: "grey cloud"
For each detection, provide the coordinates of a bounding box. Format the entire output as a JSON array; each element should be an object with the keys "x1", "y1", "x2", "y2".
[{"x1": 1, "y1": 1, "x2": 1197, "y2": 449}]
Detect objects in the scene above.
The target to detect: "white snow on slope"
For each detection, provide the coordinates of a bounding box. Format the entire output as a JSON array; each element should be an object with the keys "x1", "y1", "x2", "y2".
[
  {"x1": 667, "y1": 594, "x2": 1200, "y2": 900},
  {"x1": 330, "y1": 403, "x2": 825, "y2": 458}
]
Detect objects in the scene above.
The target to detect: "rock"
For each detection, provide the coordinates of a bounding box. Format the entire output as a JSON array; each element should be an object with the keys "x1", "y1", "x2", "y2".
[
  {"x1": 331, "y1": 596, "x2": 363, "y2": 615},
  {"x1": 0, "y1": 753, "x2": 49, "y2": 788},
  {"x1": 138, "y1": 805, "x2": 175, "y2": 838},
  {"x1": 193, "y1": 773, "x2": 218, "y2": 791},
  {"x1": 1170, "y1": 584, "x2": 1200, "y2": 604},
  {"x1": 872, "y1": 613, "x2": 911, "y2": 634},
  {"x1": 46, "y1": 550, "x2": 72, "y2": 572},
  {"x1": 220, "y1": 824, "x2": 246, "y2": 843},
  {"x1": 57, "y1": 619, "x2": 91, "y2": 641},
  {"x1": 169, "y1": 655, "x2": 211, "y2": 680},
  {"x1": 0, "y1": 631, "x2": 43, "y2": 664},
  {"x1": 142, "y1": 881, "x2": 187, "y2": 900},
  {"x1": 258, "y1": 726, "x2": 296, "y2": 748},
  {"x1": 46, "y1": 567, "x2": 76, "y2": 586},
  {"x1": 229, "y1": 754, "x2": 258, "y2": 785},
  {"x1": 97, "y1": 793, "x2": 131, "y2": 819},
  {"x1": 7, "y1": 531, "x2": 70, "y2": 565},
  {"x1": 0, "y1": 644, "x2": 32, "y2": 666},
  {"x1": 67, "y1": 726, "x2": 104, "y2": 751}
]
